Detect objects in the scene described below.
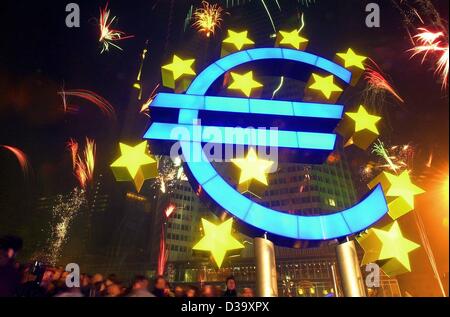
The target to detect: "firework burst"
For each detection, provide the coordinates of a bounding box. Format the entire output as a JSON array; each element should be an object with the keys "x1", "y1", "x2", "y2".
[
  {"x1": 67, "y1": 138, "x2": 96, "y2": 190},
  {"x1": 57, "y1": 89, "x2": 116, "y2": 120},
  {"x1": 98, "y1": 2, "x2": 134, "y2": 53},
  {"x1": 371, "y1": 139, "x2": 414, "y2": 174},
  {"x1": 409, "y1": 27, "x2": 449, "y2": 89},
  {"x1": 1, "y1": 145, "x2": 30, "y2": 177},
  {"x1": 192, "y1": 1, "x2": 224, "y2": 38},
  {"x1": 363, "y1": 60, "x2": 404, "y2": 108},
  {"x1": 151, "y1": 156, "x2": 186, "y2": 194}
]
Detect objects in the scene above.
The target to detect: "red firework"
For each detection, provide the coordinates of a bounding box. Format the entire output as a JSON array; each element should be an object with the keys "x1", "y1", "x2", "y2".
[
  {"x1": 0, "y1": 145, "x2": 30, "y2": 176},
  {"x1": 58, "y1": 89, "x2": 116, "y2": 120}
]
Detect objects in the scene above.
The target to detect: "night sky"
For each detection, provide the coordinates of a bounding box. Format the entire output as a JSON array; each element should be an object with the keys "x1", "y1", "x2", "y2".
[{"x1": 0, "y1": 0, "x2": 448, "y2": 295}]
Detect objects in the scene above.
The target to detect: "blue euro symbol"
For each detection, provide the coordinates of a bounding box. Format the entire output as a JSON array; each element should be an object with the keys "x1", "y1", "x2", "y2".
[{"x1": 144, "y1": 48, "x2": 388, "y2": 242}]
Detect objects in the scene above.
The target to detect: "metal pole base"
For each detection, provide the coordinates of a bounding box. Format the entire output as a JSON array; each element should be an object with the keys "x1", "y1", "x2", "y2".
[
  {"x1": 336, "y1": 240, "x2": 367, "y2": 297},
  {"x1": 255, "y1": 237, "x2": 278, "y2": 297}
]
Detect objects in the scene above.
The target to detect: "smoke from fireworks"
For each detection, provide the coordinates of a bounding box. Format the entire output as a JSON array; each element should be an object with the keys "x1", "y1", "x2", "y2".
[
  {"x1": 0, "y1": 145, "x2": 30, "y2": 177},
  {"x1": 98, "y1": 2, "x2": 134, "y2": 53},
  {"x1": 58, "y1": 89, "x2": 116, "y2": 120},
  {"x1": 192, "y1": 1, "x2": 224, "y2": 38},
  {"x1": 47, "y1": 188, "x2": 87, "y2": 265},
  {"x1": 67, "y1": 138, "x2": 96, "y2": 189},
  {"x1": 409, "y1": 27, "x2": 449, "y2": 89}
]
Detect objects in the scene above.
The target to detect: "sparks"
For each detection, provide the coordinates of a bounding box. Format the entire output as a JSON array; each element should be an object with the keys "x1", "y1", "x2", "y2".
[
  {"x1": 409, "y1": 27, "x2": 449, "y2": 89},
  {"x1": 98, "y1": 2, "x2": 134, "y2": 53},
  {"x1": 192, "y1": 1, "x2": 224, "y2": 38},
  {"x1": 164, "y1": 203, "x2": 176, "y2": 219},
  {"x1": 0, "y1": 145, "x2": 30, "y2": 176},
  {"x1": 140, "y1": 83, "x2": 160, "y2": 117},
  {"x1": 364, "y1": 61, "x2": 404, "y2": 104},
  {"x1": 47, "y1": 188, "x2": 86, "y2": 265},
  {"x1": 372, "y1": 140, "x2": 401, "y2": 173},
  {"x1": 57, "y1": 89, "x2": 116, "y2": 120},
  {"x1": 67, "y1": 138, "x2": 96, "y2": 190}
]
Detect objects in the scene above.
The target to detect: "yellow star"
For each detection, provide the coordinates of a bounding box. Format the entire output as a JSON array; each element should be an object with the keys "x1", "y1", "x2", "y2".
[
  {"x1": 279, "y1": 30, "x2": 309, "y2": 49},
  {"x1": 357, "y1": 221, "x2": 420, "y2": 276},
  {"x1": 231, "y1": 148, "x2": 274, "y2": 185},
  {"x1": 110, "y1": 141, "x2": 157, "y2": 192},
  {"x1": 385, "y1": 171, "x2": 425, "y2": 207},
  {"x1": 193, "y1": 218, "x2": 244, "y2": 267},
  {"x1": 336, "y1": 48, "x2": 367, "y2": 70},
  {"x1": 223, "y1": 30, "x2": 255, "y2": 50},
  {"x1": 161, "y1": 55, "x2": 196, "y2": 80},
  {"x1": 308, "y1": 74, "x2": 343, "y2": 99},
  {"x1": 346, "y1": 105, "x2": 381, "y2": 134},
  {"x1": 228, "y1": 71, "x2": 263, "y2": 97}
]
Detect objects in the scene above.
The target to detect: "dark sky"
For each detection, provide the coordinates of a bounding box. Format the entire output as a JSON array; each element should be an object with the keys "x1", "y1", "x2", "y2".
[{"x1": 0, "y1": 0, "x2": 448, "y2": 295}]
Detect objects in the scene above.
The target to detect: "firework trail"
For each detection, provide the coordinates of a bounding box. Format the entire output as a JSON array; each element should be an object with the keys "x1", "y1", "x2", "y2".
[
  {"x1": 57, "y1": 89, "x2": 116, "y2": 120},
  {"x1": 363, "y1": 60, "x2": 404, "y2": 108},
  {"x1": 409, "y1": 27, "x2": 449, "y2": 89},
  {"x1": 271, "y1": 76, "x2": 284, "y2": 99},
  {"x1": 298, "y1": 0, "x2": 316, "y2": 8},
  {"x1": 157, "y1": 223, "x2": 168, "y2": 276},
  {"x1": 261, "y1": 0, "x2": 277, "y2": 34},
  {"x1": 98, "y1": 2, "x2": 134, "y2": 53},
  {"x1": 140, "y1": 83, "x2": 160, "y2": 117},
  {"x1": 67, "y1": 138, "x2": 96, "y2": 190},
  {"x1": 0, "y1": 145, "x2": 30, "y2": 177},
  {"x1": 47, "y1": 188, "x2": 87, "y2": 265},
  {"x1": 192, "y1": 1, "x2": 224, "y2": 38}
]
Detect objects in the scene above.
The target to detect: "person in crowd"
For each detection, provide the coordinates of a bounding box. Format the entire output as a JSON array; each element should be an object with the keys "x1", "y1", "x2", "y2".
[
  {"x1": 223, "y1": 276, "x2": 237, "y2": 297},
  {"x1": 106, "y1": 282, "x2": 123, "y2": 297},
  {"x1": 185, "y1": 285, "x2": 198, "y2": 298},
  {"x1": 80, "y1": 274, "x2": 92, "y2": 297},
  {"x1": 0, "y1": 235, "x2": 22, "y2": 297},
  {"x1": 201, "y1": 284, "x2": 215, "y2": 297},
  {"x1": 152, "y1": 275, "x2": 167, "y2": 297},
  {"x1": 128, "y1": 275, "x2": 154, "y2": 297},
  {"x1": 174, "y1": 285, "x2": 185, "y2": 297},
  {"x1": 240, "y1": 287, "x2": 254, "y2": 297},
  {"x1": 89, "y1": 273, "x2": 105, "y2": 297}
]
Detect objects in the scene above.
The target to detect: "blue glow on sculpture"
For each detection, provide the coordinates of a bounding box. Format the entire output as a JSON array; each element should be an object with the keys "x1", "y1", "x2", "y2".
[{"x1": 144, "y1": 48, "x2": 388, "y2": 241}]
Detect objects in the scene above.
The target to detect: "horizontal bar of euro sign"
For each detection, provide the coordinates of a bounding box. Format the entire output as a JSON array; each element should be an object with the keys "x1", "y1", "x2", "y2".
[
  {"x1": 144, "y1": 122, "x2": 336, "y2": 151},
  {"x1": 150, "y1": 93, "x2": 344, "y2": 120}
]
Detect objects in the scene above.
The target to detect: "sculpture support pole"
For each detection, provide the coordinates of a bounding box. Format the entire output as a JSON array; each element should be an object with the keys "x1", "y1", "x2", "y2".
[
  {"x1": 255, "y1": 237, "x2": 278, "y2": 297},
  {"x1": 336, "y1": 240, "x2": 367, "y2": 297}
]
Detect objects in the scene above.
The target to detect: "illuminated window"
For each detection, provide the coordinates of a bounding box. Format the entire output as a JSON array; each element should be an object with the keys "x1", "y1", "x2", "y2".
[{"x1": 328, "y1": 198, "x2": 336, "y2": 207}]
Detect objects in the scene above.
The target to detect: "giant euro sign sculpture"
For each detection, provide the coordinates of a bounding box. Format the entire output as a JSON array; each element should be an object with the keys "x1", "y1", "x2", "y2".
[{"x1": 144, "y1": 48, "x2": 388, "y2": 244}]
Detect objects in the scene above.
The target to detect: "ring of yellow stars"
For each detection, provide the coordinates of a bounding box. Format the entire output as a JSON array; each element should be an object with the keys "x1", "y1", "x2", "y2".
[
  {"x1": 336, "y1": 48, "x2": 367, "y2": 70},
  {"x1": 110, "y1": 141, "x2": 158, "y2": 192},
  {"x1": 231, "y1": 148, "x2": 274, "y2": 185},
  {"x1": 161, "y1": 55, "x2": 196, "y2": 80},
  {"x1": 357, "y1": 221, "x2": 420, "y2": 277},
  {"x1": 308, "y1": 74, "x2": 343, "y2": 99},
  {"x1": 193, "y1": 218, "x2": 244, "y2": 268},
  {"x1": 346, "y1": 105, "x2": 381, "y2": 134},
  {"x1": 369, "y1": 170, "x2": 425, "y2": 219},
  {"x1": 228, "y1": 71, "x2": 263, "y2": 97},
  {"x1": 223, "y1": 30, "x2": 255, "y2": 50},
  {"x1": 278, "y1": 30, "x2": 309, "y2": 50}
]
